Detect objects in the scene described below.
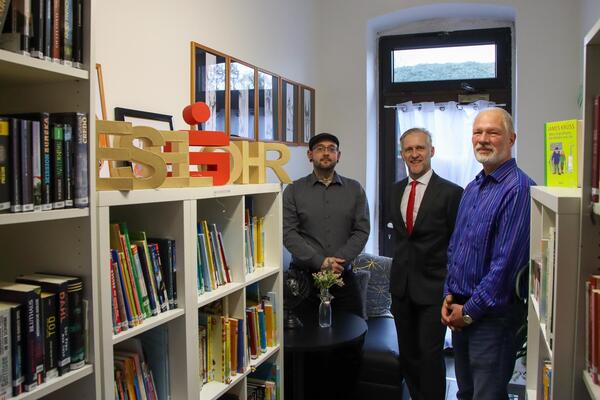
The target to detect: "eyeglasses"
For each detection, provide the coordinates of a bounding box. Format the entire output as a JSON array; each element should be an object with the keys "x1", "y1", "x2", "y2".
[{"x1": 313, "y1": 145, "x2": 338, "y2": 153}]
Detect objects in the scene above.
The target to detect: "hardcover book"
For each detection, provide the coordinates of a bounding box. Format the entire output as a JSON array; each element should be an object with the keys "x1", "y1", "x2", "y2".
[
  {"x1": 544, "y1": 119, "x2": 582, "y2": 187},
  {"x1": 0, "y1": 118, "x2": 8, "y2": 211}
]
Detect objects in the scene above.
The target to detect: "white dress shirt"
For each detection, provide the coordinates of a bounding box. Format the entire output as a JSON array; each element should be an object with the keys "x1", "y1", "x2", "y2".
[{"x1": 401, "y1": 169, "x2": 433, "y2": 228}]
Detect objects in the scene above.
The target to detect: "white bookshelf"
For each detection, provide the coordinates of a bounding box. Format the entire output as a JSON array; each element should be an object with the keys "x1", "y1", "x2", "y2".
[
  {"x1": 578, "y1": 17, "x2": 600, "y2": 400},
  {"x1": 526, "y1": 186, "x2": 581, "y2": 400},
  {"x1": 96, "y1": 184, "x2": 284, "y2": 400},
  {"x1": 0, "y1": 0, "x2": 99, "y2": 399}
]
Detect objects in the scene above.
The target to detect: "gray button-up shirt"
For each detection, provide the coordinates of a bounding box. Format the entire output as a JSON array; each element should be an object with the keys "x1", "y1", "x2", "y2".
[{"x1": 283, "y1": 172, "x2": 370, "y2": 271}]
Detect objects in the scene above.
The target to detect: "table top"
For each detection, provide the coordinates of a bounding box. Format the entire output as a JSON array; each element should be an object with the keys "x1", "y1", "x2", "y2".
[{"x1": 284, "y1": 309, "x2": 368, "y2": 352}]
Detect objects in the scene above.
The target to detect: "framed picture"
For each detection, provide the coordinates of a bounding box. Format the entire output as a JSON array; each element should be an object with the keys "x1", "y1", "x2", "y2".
[
  {"x1": 257, "y1": 70, "x2": 279, "y2": 141},
  {"x1": 192, "y1": 42, "x2": 227, "y2": 132},
  {"x1": 229, "y1": 59, "x2": 255, "y2": 139},
  {"x1": 301, "y1": 86, "x2": 315, "y2": 144},
  {"x1": 281, "y1": 79, "x2": 298, "y2": 143},
  {"x1": 95, "y1": 64, "x2": 107, "y2": 120},
  {"x1": 114, "y1": 108, "x2": 174, "y2": 178}
]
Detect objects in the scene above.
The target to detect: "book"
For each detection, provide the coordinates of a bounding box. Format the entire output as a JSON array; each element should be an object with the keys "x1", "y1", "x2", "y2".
[
  {"x1": 140, "y1": 326, "x2": 170, "y2": 399},
  {"x1": 109, "y1": 260, "x2": 122, "y2": 334},
  {"x1": 64, "y1": 276, "x2": 84, "y2": 370},
  {"x1": 60, "y1": 0, "x2": 72, "y2": 65},
  {"x1": 62, "y1": 123, "x2": 73, "y2": 207},
  {"x1": 0, "y1": 302, "x2": 23, "y2": 396},
  {"x1": 593, "y1": 96, "x2": 600, "y2": 202},
  {"x1": 19, "y1": 119, "x2": 33, "y2": 212},
  {"x1": 111, "y1": 249, "x2": 133, "y2": 330},
  {"x1": 29, "y1": 0, "x2": 44, "y2": 58},
  {"x1": 51, "y1": 0, "x2": 60, "y2": 61},
  {"x1": 0, "y1": 281, "x2": 42, "y2": 391},
  {"x1": 71, "y1": 0, "x2": 82, "y2": 67},
  {"x1": 8, "y1": 119, "x2": 19, "y2": 212},
  {"x1": 40, "y1": 292, "x2": 58, "y2": 379},
  {"x1": 43, "y1": 0, "x2": 51, "y2": 61},
  {"x1": 544, "y1": 119, "x2": 581, "y2": 187},
  {"x1": 0, "y1": 303, "x2": 11, "y2": 398},
  {"x1": 31, "y1": 120, "x2": 42, "y2": 211},
  {"x1": 14, "y1": 273, "x2": 72, "y2": 376},
  {"x1": 148, "y1": 238, "x2": 176, "y2": 309},
  {"x1": 0, "y1": 118, "x2": 8, "y2": 211},
  {"x1": 0, "y1": 0, "x2": 30, "y2": 55},
  {"x1": 51, "y1": 124, "x2": 64, "y2": 209}
]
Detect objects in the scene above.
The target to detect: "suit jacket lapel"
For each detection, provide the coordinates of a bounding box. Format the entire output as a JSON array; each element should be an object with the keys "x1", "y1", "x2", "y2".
[
  {"x1": 394, "y1": 178, "x2": 409, "y2": 234},
  {"x1": 413, "y1": 172, "x2": 441, "y2": 230}
]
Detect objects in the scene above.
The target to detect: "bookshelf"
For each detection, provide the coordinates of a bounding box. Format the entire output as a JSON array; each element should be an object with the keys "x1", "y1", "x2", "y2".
[
  {"x1": 97, "y1": 184, "x2": 284, "y2": 400},
  {"x1": 526, "y1": 186, "x2": 581, "y2": 400},
  {"x1": 0, "y1": 0, "x2": 98, "y2": 399},
  {"x1": 578, "y1": 16, "x2": 600, "y2": 400}
]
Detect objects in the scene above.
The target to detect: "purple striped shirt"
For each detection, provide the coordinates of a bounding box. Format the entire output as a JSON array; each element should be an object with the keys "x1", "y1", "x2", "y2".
[{"x1": 444, "y1": 158, "x2": 535, "y2": 320}]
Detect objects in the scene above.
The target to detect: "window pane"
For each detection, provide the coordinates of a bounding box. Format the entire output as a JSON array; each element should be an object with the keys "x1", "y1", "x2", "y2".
[
  {"x1": 392, "y1": 44, "x2": 496, "y2": 83},
  {"x1": 195, "y1": 48, "x2": 226, "y2": 131},
  {"x1": 230, "y1": 62, "x2": 255, "y2": 139},
  {"x1": 258, "y1": 72, "x2": 278, "y2": 141},
  {"x1": 282, "y1": 82, "x2": 297, "y2": 142}
]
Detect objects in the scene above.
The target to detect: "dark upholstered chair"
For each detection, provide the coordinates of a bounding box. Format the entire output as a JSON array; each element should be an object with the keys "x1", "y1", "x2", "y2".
[{"x1": 352, "y1": 253, "x2": 404, "y2": 399}]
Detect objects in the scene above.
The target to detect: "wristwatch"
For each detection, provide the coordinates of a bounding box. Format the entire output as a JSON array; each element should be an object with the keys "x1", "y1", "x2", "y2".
[{"x1": 462, "y1": 311, "x2": 473, "y2": 325}]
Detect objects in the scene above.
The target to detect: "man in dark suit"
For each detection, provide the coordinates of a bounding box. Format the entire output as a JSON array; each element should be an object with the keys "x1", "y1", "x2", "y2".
[{"x1": 390, "y1": 127, "x2": 463, "y2": 400}]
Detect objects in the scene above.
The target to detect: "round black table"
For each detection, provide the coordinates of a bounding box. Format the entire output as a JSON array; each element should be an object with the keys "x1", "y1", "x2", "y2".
[{"x1": 284, "y1": 309, "x2": 368, "y2": 399}]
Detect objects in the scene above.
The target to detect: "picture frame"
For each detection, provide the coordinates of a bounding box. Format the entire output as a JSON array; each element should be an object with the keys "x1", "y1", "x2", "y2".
[
  {"x1": 95, "y1": 63, "x2": 107, "y2": 120},
  {"x1": 300, "y1": 86, "x2": 315, "y2": 144},
  {"x1": 229, "y1": 59, "x2": 256, "y2": 139},
  {"x1": 281, "y1": 79, "x2": 298, "y2": 143},
  {"x1": 257, "y1": 69, "x2": 279, "y2": 142}
]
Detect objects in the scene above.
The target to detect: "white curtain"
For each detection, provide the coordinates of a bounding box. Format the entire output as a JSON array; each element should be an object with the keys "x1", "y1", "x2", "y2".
[{"x1": 396, "y1": 100, "x2": 495, "y2": 188}]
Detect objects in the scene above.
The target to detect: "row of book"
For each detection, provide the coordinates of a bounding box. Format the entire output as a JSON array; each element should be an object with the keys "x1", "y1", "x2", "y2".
[
  {"x1": 0, "y1": 0, "x2": 84, "y2": 68},
  {"x1": 246, "y1": 283, "x2": 277, "y2": 361},
  {"x1": 244, "y1": 205, "x2": 265, "y2": 274},
  {"x1": 109, "y1": 223, "x2": 177, "y2": 334},
  {"x1": 543, "y1": 361, "x2": 552, "y2": 400},
  {"x1": 0, "y1": 113, "x2": 89, "y2": 213},
  {"x1": 113, "y1": 327, "x2": 170, "y2": 400},
  {"x1": 530, "y1": 227, "x2": 556, "y2": 348},
  {"x1": 198, "y1": 301, "x2": 244, "y2": 386},
  {"x1": 197, "y1": 221, "x2": 231, "y2": 295},
  {"x1": 0, "y1": 274, "x2": 85, "y2": 398},
  {"x1": 248, "y1": 362, "x2": 280, "y2": 400}
]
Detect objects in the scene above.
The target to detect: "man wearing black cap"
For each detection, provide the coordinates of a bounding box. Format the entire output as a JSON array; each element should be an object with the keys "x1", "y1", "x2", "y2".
[
  {"x1": 283, "y1": 132, "x2": 370, "y2": 316},
  {"x1": 283, "y1": 132, "x2": 370, "y2": 399}
]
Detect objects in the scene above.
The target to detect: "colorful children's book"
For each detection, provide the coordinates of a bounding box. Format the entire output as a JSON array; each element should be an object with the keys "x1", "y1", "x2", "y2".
[{"x1": 544, "y1": 119, "x2": 581, "y2": 187}]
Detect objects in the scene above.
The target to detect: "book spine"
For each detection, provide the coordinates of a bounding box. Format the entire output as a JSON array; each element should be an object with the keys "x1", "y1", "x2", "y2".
[
  {"x1": 56, "y1": 288, "x2": 70, "y2": 376},
  {"x1": 136, "y1": 244, "x2": 158, "y2": 316},
  {"x1": 131, "y1": 245, "x2": 153, "y2": 317},
  {"x1": 43, "y1": 0, "x2": 51, "y2": 60},
  {"x1": 593, "y1": 96, "x2": 600, "y2": 202},
  {"x1": 120, "y1": 224, "x2": 150, "y2": 318},
  {"x1": 0, "y1": 308, "x2": 11, "y2": 398},
  {"x1": 148, "y1": 244, "x2": 168, "y2": 312},
  {"x1": 19, "y1": 119, "x2": 33, "y2": 212},
  {"x1": 73, "y1": 113, "x2": 88, "y2": 208},
  {"x1": 72, "y1": 0, "x2": 82, "y2": 66},
  {"x1": 61, "y1": 0, "x2": 72, "y2": 64},
  {"x1": 51, "y1": 124, "x2": 64, "y2": 209},
  {"x1": 67, "y1": 280, "x2": 84, "y2": 370},
  {"x1": 41, "y1": 294, "x2": 58, "y2": 379},
  {"x1": 62, "y1": 123, "x2": 73, "y2": 207},
  {"x1": 16, "y1": 0, "x2": 31, "y2": 54},
  {"x1": 33, "y1": 296, "x2": 43, "y2": 385},
  {"x1": 8, "y1": 119, "x2": 20, "y2": 212},
  {"x1": 40, "y1": 114, "x2": 52, "y2": 210},
  {"x1": 111, "y1": 250, "x2": 129, "y2": 331},
  {"x1": 0, "y1": 119, "x2": 9, "y2": 211},
  {"x1": 112, "y1": 249, "x2": 133, "y2": 329},
  {"x1": 171, "y1": 241, "x2": 177, "y2": 308},
  {"x1": 29, "y1": 0, "x2": 43, "y2": 58},
  {"x1": 119, "y1": 249, "x2": 142, "y2": 325},
  {"x1": 31, "y1": 120, "x2": 41, "y2": 211},
  {"x1": 9, "y1": 305, "x2": 23, "y2": 396},
  {"x1": 22, "y1": 297, "x2": 37, "y2": 391},
  {"x1": 51, "y1": 0, "x2": 60, "y2": 61},
  {"x1": 109, "y1": 260, "x2": 122, "y2": 334}
]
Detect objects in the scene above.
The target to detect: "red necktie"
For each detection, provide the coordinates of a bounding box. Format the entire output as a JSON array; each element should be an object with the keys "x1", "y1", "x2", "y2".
[{"x1": 406, "y1": 181, "x2": 417, "y2": 235}]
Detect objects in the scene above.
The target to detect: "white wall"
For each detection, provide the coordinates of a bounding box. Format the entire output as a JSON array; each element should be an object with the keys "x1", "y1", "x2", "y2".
[
  {"x1": 315, "y1": 0, "x2": 582, "y2": 252},
  {"x1": 95, "y1": 0, "x2": 315, "y2": 181},
  {"x1": 582, "y1": 0, "x2": 600, "y2": 38}
]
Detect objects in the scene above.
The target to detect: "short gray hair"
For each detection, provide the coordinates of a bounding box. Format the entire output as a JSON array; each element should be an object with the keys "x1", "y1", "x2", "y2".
[
  {"x1": 476, "y1": 107, "x2": 515, "y2": 135},
  {"x1": 399, "y1": 127, "x2": 433, "y2": 150}
]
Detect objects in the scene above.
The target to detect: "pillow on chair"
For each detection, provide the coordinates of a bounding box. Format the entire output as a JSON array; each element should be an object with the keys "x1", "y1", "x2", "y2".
[
  {"x1": 353, "y1": 268, "x2": 371, "y2": 320},
  {"x1": 352, "y1": 253, "x2": 393, "y2": 318}
]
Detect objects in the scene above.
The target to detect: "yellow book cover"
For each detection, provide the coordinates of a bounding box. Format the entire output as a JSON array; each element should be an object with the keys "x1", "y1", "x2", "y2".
[
  {"x1": 202, "y1": 220, "x2": 218, "y2": 290},
  {"x1": 544, "y1": 119, "x2": 581, "y2": 187},
  {"x1": 264, "y1": 303, "x2": 274, "y2": 347}
]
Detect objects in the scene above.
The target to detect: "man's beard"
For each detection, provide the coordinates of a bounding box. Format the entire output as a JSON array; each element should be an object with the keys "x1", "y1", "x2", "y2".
[
  {"x1": 313, "y1": 157, "x2": 337, "y2": 172},
  {"x1": 474, "y1": 146, "x2": 499, "y2": 164}
]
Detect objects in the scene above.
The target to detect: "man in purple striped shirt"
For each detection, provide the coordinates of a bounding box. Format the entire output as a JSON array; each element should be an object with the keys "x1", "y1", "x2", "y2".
[{"x1": 441, "y1": 107, "x2": 535, "y2": 400}]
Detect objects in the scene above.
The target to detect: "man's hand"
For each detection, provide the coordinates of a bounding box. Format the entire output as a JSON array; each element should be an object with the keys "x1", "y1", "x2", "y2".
[
  {"x1": 446, "y1": 304, "x2": 467, "y2": 331},
  {"x1": 321, "y1": 256, "x2": 345, "y2": 274},
  {"x1": 441, "y1": 294, "x2": 453, "y2": 326}
]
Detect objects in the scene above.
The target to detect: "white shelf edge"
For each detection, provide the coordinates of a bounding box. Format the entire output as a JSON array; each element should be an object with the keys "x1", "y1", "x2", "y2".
[
  {"x1": 198, "y1": 282, "x2": 245, "y2": 308},
  {"x1": 249, "y1": 345, "x2": 280, "y2": 369},
  {"x1": 0, "y1": 48, "x2": 88, "y2": 80},
  {"x1": 199, "y1": 371, "x2": 246, "y2": 400},
  {"x1": 584, "y1": 370, "x2": 600, "y2": 400},
  {"x1": 112, "y1": 308, "x2": 185, "y2": 344},
  {"x1": 530, "y1": 186, "x2": 581, "y2": 214},
  {"x1": 245, "y1": 267, "x2": 280, "y2": 285},
  {"x1": 0, "y1": 208, "x2": 89, "y2": 225},
  {"x1": 526, "y1": 388, "x2": 537, "y2": 400},
  {"x1": 97, "y1": 183, "x2": 281, "y2": 207},
  {"x1": 529, "y1": 294, "x2": 553, "y2": 359},
  {"x1": 12, "y1": 364, "x2": 93, "y2": 400}
]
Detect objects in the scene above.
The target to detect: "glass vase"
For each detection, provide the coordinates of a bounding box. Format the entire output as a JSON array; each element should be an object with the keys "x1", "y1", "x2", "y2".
[{"x1": 319, "y1": 288, "x2": 333, "y2": 328}]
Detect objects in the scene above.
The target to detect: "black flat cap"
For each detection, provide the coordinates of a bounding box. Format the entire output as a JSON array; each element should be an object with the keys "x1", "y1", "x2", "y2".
[{"x1": 308, "y1": 132, "x2": 339, "y2": 150}]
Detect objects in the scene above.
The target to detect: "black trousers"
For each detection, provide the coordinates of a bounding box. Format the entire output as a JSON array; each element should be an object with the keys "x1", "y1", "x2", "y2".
[{"x1": 392, "y1": 295, "x2": 447, "y2": 400}]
